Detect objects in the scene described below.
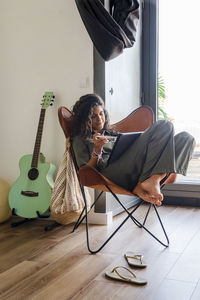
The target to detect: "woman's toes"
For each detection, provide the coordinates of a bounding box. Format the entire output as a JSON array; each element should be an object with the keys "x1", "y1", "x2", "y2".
[
  {"x1": 157, "y1": 193, "x2": 163, "y2": 201},
  {"x1": 155, "y1": 199, "x2": 162, "y2": 206}
]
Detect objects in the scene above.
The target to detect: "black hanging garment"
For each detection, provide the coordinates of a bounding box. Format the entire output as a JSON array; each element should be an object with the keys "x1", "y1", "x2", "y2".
[{"x1": 75, "y1": 0, "x2": 140, "y2": 61}]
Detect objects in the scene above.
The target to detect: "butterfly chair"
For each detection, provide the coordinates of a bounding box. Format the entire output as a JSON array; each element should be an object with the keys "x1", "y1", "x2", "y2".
[{"x1": 58, "y1": 105, "x2": 175, "y2": 254}]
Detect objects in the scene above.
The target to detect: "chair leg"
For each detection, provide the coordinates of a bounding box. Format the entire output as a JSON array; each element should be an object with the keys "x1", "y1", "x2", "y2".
[
  {"x1": 152, "y1": 204, "x2": 169, "y2": 246},
  {"x1": 106, "y1": 185, "x2": 143, "y2": 227},
  {"x1": 72, "y1": 191, "x2": 104, "y2": 232},
  {"x1": 130, "y1": 207, "x2": 169, "y2": 247},
  {"x1": 79, "y1": 184, "x2": 169, "y2": 253},
  {"x1": 106, "y1": 185, "x2": 169, "y2": 247},
  {"x1": 141, "y1": 204, "x2": 152, "y2": 227},
  {"x1": 81, "y1": 186, "x2": 134, "y2": 254},
  {"x1": 72, "y1": 206, "x2": 85, "y2": 232},
  {"x1": 129, "y1": 202, "x2": 151, "y2": 229}
]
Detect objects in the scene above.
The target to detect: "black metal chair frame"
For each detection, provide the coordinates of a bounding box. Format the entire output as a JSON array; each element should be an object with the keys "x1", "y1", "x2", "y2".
[{"x1": 72, "y1": 174, "x2": 169, "y2": 254}]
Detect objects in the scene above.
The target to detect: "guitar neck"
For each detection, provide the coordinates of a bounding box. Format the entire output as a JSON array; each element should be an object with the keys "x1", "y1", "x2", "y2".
[{"x1": 31, "y1": 108, "x2": 46, "y2": 168}]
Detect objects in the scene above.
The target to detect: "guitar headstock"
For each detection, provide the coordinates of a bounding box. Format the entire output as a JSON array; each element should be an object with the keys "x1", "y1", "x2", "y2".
[{"x1": 41, "y1": 92, "x2": 55, "y2": 109}]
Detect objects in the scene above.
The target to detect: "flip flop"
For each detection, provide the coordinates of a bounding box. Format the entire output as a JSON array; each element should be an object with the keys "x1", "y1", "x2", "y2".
[
  {"x1": 124, "y1": 252, "x2": 147, "y2": 268},
  {"x1": 105, "y1": 266, "x2": 147, "y2": 285}
]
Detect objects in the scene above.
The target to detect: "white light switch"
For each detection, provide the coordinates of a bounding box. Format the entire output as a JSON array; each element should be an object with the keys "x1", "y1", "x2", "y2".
[{"x1": 80, "y1": 76, "x2": 90, "y2": 88}]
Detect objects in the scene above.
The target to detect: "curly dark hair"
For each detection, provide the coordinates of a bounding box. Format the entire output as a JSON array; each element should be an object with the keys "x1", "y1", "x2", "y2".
[{"x1": 71, "y1": 94, "x2": 113, "y2": 137}]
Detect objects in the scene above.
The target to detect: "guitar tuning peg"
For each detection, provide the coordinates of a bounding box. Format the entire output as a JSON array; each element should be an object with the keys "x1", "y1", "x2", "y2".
[
  {"x1": 52, "y1": 95, "x2": 55, "y2": 98},
  {"x1": 50, "y1": 103, "x2": 53, "y2": 106}
]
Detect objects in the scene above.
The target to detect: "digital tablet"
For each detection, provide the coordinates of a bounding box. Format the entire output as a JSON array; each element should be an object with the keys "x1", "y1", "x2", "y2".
[{"x1": 107, "y1": 132, "x2": 142, "y2": 166}]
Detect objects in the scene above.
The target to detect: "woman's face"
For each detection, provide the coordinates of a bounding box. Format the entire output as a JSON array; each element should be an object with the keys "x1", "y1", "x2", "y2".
[{"x1": 91, "y1": 105, "x2": 105, "y2": 132}]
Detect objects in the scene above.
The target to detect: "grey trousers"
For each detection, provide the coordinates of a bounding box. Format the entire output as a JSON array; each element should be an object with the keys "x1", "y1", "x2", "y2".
[{"x1": 100, "y1": 120, "x2": 196, "y2": 191}]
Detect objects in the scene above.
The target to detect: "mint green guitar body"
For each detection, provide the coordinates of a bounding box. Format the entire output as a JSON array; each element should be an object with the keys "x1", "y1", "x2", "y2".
[{"x1": 9, "y1": 154, "x2": 56, "y2": 218}]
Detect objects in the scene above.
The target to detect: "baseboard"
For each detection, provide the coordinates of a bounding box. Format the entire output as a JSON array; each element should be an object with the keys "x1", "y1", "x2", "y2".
[
  {"x1": 110, "y1": 197, "x2": 141, "y2": 216},
  {"x1": 82, "y1": 211, "x2": 113, "y2": 225},
  {"x1": 163, "y1": 196, "x2": 200, "y2": 207}
]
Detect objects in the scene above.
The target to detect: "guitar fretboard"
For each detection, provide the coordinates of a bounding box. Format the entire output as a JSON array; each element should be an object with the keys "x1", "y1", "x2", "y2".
[{"x1": 31, "y1": 109, "x2": 46, "y2": 168}]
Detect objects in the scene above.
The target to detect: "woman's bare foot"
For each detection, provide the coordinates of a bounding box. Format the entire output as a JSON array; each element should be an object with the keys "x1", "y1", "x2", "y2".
[{"x1": 133, "y1": 174, "x2": 167, "y2": 206}]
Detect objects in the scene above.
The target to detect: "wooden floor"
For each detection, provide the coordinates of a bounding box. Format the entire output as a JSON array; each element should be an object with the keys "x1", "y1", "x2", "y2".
[{"x1": 1, "y1": 204, "x2": 200, "y2": 300}]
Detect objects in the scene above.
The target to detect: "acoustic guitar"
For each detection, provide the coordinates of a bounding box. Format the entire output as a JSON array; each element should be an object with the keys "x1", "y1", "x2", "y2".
[{"x1": 9, "y1": 92, "x2": 56, "y2": 218}]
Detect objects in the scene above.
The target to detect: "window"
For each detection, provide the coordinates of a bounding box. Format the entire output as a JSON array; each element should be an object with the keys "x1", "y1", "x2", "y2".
[{"x1": 142, "y1": 0, "x2": 200, "y2": 201}]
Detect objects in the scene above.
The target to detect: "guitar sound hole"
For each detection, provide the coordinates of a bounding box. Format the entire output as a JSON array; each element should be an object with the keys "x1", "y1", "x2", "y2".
[{"x1": 28, "y1": 168, "x2": 39, "y2": 180}]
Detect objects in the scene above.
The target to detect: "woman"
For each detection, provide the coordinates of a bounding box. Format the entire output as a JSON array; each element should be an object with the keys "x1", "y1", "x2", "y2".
[{"x1": 71, "y1": 94, "x2": 195, "y2": 206}]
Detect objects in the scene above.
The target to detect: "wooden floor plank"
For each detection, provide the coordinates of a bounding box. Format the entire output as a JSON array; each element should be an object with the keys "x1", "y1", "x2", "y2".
[
  {"x1": 167, "y1": 228, "x2": 200, "y2": 283},
  {"x1": 190, "y1": 279, "x2": 200, "y2": 300},
  {"x1": 0, "y1": 237, "x2": 57, "y2": 273},
  {"x1": 0, "y1": 261, "x2": 45, "y2": 295},
  {"x1": 1, "y1": 247, "x2": 91, "y2": 299},
  {"x1": 0, "y1": 205, "x2": 200, "y2": 300},
  {"x1": 94, "y1": 248, "x2": 179, "y2": 300},
  {"x1": 30, "y1": 253, "x2": 116, "y2": 300},
  {"x1": 149, "y1": 279, "x2": 196, "y2": 300},
  {"x1": 163, "y1": 207, "x2": 200, "y2": 253},
  {"x1": 71, "y1": 279, "x2": 141, "y2": 300}
]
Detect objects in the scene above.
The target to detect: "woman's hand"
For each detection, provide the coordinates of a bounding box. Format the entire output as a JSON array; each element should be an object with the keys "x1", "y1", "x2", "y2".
[
  {"x1": 93, "y1": 133, "x2": 107, "y2": 154},
  {"x1": 86, "y1": 133, "x2": 107, "y2": 168}
]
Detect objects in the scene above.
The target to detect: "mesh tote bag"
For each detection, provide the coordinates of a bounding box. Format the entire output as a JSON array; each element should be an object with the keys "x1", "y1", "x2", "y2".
[{"x1": 50, "y1": 139, "x2": 92, "y2": 225}]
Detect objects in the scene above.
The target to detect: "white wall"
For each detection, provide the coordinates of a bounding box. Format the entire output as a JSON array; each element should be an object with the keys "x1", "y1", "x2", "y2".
[
  {"x1": 103, "y1": 3, "x2": 142, "y2": 213},
  {"x1": 0, "y1": 0, "x2": 93, "y2": 183}
]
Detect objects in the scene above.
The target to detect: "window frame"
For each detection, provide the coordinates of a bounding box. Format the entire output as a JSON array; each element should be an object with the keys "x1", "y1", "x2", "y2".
[{"x1": 141, "y1": 0, "x2": 158, "y2": 119}]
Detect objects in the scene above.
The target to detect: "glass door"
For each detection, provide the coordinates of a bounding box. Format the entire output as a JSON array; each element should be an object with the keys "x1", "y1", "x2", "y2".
[{"x1": 158, "y1": 0, "x2": 200, "y2": 184}]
